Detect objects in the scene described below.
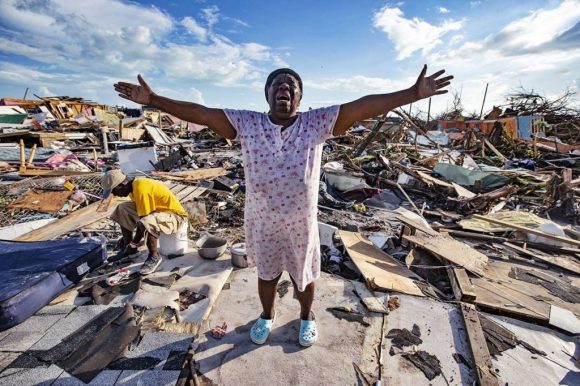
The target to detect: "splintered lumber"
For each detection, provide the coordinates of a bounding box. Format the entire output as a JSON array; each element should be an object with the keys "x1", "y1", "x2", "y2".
[
  {"x1": 503, "y1": 242, "x2": 580, "y2": 275},
  {"x1": 470, "y1": 259, "x2": 580, "y2": 322},
  {"x1": 153, "y1": 167, "x2": 226, "y2": 182},
  {"x1": 459, "y1": 303, "x2": 499, "y2": 386},
  {"x1": 339, "y1": 230, "x2": 425, "y2": 297},
  {"x1": 472, "y1": 214, "x2": 580, "y2": 248},
  {"x1": 15, "y1": 197, "x2": 126, "y2": 241},
  {"x1": 352, "y1": 280, "x2": 389, "y2": 314},
  {"x1": 403, "y1": 233, "x2": 488, "y2": 276},
  {"x1": 447, "y1": 267, "x2": 477, "y2": 302}
]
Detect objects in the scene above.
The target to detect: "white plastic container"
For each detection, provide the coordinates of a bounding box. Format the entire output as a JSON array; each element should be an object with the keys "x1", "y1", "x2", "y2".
[{"x1": 159, "y1": 221, "x2": 189, "y2": 256}]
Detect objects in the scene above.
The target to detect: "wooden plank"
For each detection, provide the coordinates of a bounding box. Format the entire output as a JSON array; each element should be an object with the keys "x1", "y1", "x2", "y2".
[
  {"x1": 460, "y1": 303, "x2": 499, "y2": 386},
  {"x1": 178, "y1": 187, "x2": 207, "y2": 203},
  {"x1": 403, "y1": 233, "x2": 488, "y2": 276},
  {"x1": 351, "y1": 280, "x2": 389, "y2": 314},
  {"x1": 470, "y1": 259, "x2": 580, "y2": 322},
  {"x1": 447, "y1": 266, "x2": 463, "y2": 301},
  {"x1": 503, "y1": 242, "x2": 580, "y2": 275},
  {"x1": 339, "y1": 230, "x2": 425, "y2": 297},
  {"x1": 154, "y1": 167, "x2": 226, "y2": 181},
  {"x1": 174, "y1": 186, "x2": 198, "y2": 201},
  {"x1": 482, "y1": 136, "x2": 507, "y2": 161},
  {"x1": 15, "y1": 198, "x2": 126, "y2": 241},
  {"x1": 19, "y1": 169, "x2": 93, "y2": 177},
  {"x1": 472, "y1": 214, "x2": 580, "y2": 248},
  {"x1": 454, "y1": 268, "x2": 477, "y2": 302}
]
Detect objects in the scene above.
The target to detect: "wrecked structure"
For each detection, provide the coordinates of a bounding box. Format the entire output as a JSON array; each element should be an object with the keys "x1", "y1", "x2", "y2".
[{"x1": 0, "y1": 93, "x2": 578, "y2": 385}]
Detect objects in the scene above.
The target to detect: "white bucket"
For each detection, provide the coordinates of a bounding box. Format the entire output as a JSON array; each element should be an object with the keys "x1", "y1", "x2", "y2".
[{"x1": 159, "y1": 221, "x2": 189, "y2": 256}]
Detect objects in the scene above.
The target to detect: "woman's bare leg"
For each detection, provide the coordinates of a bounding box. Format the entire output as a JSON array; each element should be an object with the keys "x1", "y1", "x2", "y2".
[
  {"x1": 258, "y1": 274, "x2": 282, "y2": 319},
  {"x1": 290, "y1": 277, "x2": 315, "y2": 320}
]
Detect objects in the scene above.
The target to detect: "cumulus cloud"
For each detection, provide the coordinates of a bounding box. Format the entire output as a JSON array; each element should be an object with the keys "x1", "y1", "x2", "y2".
[
  {"x1": 181, "y1": 16, "x2": 208, "y2": 41},
  {"x1": 0, "y1": 0, "x2": 285, "y2": 101},
  {"x1": 431, "y1": 0, "x2": 580, "y2": 63},
  {"x1": 437, "y1": 6, "x2": 450, "y2": 14},
  {"x1": 426, "y1": 0, "x2": 580, "y2": 113},
  {"x1": 38, "y1": 86, "x2": 55, "y2": 96},
  {"x1": 373, "y1": 6, "x2": 464, "y2": 60},
  {"x1": 305, "y1": 75, "x2": 412, "y2": 93}
]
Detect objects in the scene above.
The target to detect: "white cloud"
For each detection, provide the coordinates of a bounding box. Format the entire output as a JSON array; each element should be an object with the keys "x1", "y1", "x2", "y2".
[
  {"x1": 437, "y1": 6, "x2": 450, "y2": 14},
  {"x1": 426, "y1": 0, "x2": 580, "y2": 113},
  {"x1": 181, "y1": 16, "x2": 208, "y2": 41},
  {"x1": 38, "y1": 86, "x2": 54, "y2": 96},
  {"x1": 470, "y1": 1, "x2": 482, "y2": 7},
  {"x1": 201, "y1": 5, "x2": 220, "y2": 28},
  {"x1": 373, "y1": 6, "x2": 464, "y2": 60},
  {"x1": 492, "y1": 0, "x2": 580, "y2": 53},
  {"x1": 0, "y1": 0, "x2": 285, "y2": 95},
  {"x1": 305, "y1": 75, "x2": 412, "y2": 93}
]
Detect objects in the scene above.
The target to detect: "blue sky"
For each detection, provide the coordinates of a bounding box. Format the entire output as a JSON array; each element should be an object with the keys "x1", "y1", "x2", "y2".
[{"x1": 0, "y1": 0, "x2": 578, "y2": 117}]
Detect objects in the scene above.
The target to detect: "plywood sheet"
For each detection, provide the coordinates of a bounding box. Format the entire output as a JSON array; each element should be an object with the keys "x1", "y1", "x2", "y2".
[
  {"x1": 339, "y1": 231, "x2": 425, "y2": 297},
  {"x1": 470, "y1": 259, "x2": 580, "y2": 322},
  {"x1": 404, "y1": 233, "x2": 488, "y2": 276},
  {"x1": 7, "y1": 189, "x2": 71, "y2": 213}
]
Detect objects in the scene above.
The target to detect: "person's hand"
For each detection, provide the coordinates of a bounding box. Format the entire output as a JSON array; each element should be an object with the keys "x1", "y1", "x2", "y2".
[
  {"x1": 114, "y1": 74, "x2": 155, "y2": 105},
  {"x1": 414, "y1": 65, "x2": 453, "y2": 100}
]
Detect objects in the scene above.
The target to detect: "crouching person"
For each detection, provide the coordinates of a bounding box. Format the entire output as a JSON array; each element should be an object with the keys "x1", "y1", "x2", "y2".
[{"x1": 101, "y1": 169, "x2": 188, "y2": 275}]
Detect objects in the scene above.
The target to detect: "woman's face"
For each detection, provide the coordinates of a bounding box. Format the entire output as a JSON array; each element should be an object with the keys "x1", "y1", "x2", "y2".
[{"x1": 266, "y1": 73, "x2": 302, "y2": 119}]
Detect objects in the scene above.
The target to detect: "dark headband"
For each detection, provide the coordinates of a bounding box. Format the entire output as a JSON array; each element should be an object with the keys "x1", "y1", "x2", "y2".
[{"x1": 264, "y1": 68, "x2": 303, "y2": 99}]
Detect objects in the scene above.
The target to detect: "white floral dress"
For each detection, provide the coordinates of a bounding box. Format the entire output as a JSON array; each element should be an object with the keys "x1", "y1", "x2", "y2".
[{"x1": 224, "y1": 106, "x2": 340, "y2": 291}]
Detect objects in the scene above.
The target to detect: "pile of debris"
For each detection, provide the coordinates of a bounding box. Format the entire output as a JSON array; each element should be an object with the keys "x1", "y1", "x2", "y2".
[{"x1": 0, "y1": 91, "x2": 578, "y2": 385}]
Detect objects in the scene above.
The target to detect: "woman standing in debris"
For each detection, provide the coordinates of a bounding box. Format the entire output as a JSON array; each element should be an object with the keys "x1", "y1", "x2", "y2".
[{"x1": 114, "y1": 65, "x2": 452, "y2": 346}]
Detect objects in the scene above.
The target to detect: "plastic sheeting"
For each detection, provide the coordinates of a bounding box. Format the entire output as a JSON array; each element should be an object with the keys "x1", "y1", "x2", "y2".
[{"x1": 433, "y1": 162, "x2": 510, "y2": 191}]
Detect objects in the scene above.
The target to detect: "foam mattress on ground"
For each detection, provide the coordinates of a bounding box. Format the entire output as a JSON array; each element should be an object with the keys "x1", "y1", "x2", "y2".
[{"x1": 0, "y1": 237, "x2": 106, "y2": 330}]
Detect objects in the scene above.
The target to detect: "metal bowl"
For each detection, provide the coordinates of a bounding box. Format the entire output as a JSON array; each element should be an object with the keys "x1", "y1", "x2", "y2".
[{"x1": 196, "y1": 234, "x2": 227, "y2": 260}]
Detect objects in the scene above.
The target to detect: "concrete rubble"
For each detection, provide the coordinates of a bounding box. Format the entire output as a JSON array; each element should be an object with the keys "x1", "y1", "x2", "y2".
[{"x1": 0, "y1": 93, "x2": 578, "y2": 385}]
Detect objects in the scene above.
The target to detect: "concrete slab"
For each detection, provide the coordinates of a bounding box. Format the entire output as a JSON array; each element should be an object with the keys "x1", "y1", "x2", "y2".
[
  {"x1": 383, "y1": 294, "x2": 475, "y2": 385},
  {"x1": 30, "y1": 305, "x2": 112, "y2": 350},
  {"x1": 0, "y1": 364, "x2": 63, "y2": 386},
  {"x1": 115, "y1": 370, "x2": 181, "y2": 386},
  {"x1": 53, "y1": 370, "x2": 122, "y2": 385},
  {"x1": 194, "y1": 268, "x2": 383, "y2": 385}
]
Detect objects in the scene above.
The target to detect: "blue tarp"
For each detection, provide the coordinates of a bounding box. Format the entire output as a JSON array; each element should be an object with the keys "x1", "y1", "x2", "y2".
[{"x1": 0, "y1": 237, "x2": 106, "y2": 330}]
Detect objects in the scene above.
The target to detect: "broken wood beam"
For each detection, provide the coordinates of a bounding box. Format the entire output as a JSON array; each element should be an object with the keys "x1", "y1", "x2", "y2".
[
  {"x1": 454, "y1": 268, "x2": 477, "y2": 302},
  {"x1": 352, "y1": 117, "x2": 387, "y2": 158},
  {"x1": 27, "y1": 143, "x2": 37, "y2": 165},
  {"x1": 403, "y1": 233, "x2": 488, "y2": 276},
  {"x1": 459, "y1": 303, "x2": 499, "y2": 386},
  {"x1": 15, "y1": 197, "x2": 127, "y2": 241},
  {"x1": 472, "y1": 215, "x2": 580, "y2": 248},
  {"x1": 339, "y1": 230, "x2": 426, "y2": 297}
]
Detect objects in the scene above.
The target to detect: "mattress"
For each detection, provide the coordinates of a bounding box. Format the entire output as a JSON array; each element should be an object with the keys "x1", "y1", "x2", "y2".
[{"x1": 0, "y1": 237, "x2": 107, "y2": 331}]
